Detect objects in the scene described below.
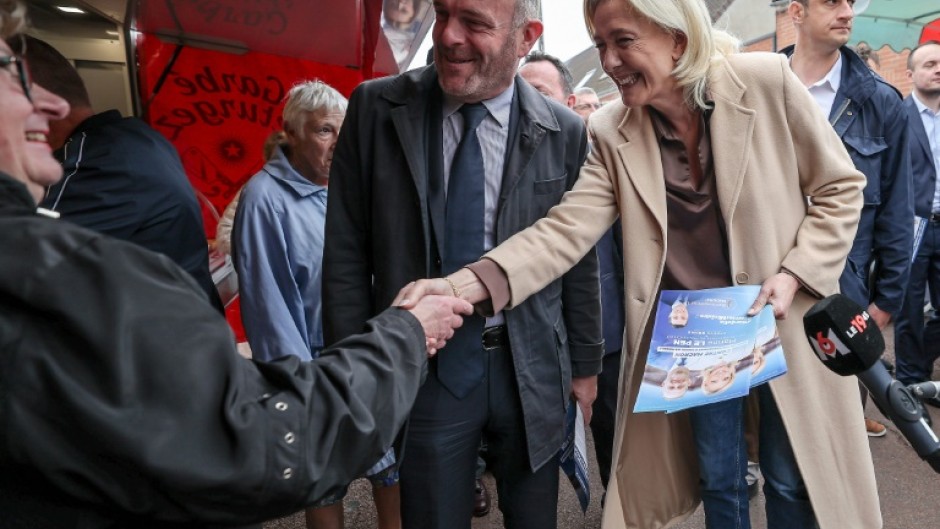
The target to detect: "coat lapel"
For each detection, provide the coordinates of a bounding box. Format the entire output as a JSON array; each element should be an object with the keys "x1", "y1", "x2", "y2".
[
  {"x1": 905, "y1": 97, "x2": 933, "y2": 165},
  {"x1": 385, "y1": 67, "x2": 442, "y2": 259},
  {"x1": 708, "y1": 61, "x2": 756, "y2": 226},
  {"x1": 496, "y1": 78, "x2": 559, "y2": 241},
  {"x1": 617, "y1": 107, "x2": 667, "y2": 239}
]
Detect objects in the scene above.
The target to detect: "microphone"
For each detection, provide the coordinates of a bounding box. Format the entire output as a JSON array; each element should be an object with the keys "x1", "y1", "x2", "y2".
[
  {"x1": 803, "y1": 294, "x2": 940, "y2": 473},
  {"x1": 909, "y1": 381, "x2": 940, "y2": 400}
]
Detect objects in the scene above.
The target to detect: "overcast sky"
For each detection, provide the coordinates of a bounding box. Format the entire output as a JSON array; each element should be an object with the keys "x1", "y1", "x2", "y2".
[{"x1": 407, "y1": 3, "x2": 596, "y2": 70}]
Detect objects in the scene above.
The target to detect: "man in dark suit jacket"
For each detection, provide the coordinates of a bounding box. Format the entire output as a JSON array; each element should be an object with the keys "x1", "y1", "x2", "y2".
[
  {"x1": 323, "y1": 1, "x2": 602, "y2": 528},
  {"x1": 895, "y1": 41, "x2": 940, "y2": 407}
]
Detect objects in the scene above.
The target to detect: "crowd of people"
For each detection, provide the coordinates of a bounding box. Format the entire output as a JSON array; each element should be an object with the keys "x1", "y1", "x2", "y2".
[{"x1": 1, "y1": 0, "x2": 939, "y2": 528}]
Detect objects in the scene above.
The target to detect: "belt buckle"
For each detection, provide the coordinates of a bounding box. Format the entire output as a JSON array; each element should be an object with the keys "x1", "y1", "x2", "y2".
[{"x1": 482, "y1": 325, "x2": 505, "y2": 351}]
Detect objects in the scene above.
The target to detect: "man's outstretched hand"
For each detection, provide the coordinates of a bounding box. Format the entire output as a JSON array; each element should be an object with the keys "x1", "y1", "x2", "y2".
[{"x1": 404, "y1": 295, "x2": 474, "y2": 356}]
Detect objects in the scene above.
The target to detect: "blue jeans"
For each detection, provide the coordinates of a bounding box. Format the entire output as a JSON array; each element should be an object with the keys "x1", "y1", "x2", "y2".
[{"x1": 688, "y1": 385, "x2": 817, "y2": 529}]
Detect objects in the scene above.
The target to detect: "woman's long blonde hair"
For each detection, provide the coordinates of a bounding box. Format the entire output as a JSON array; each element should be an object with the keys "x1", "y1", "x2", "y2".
[{"x1": 584, "y1": 0, "x2": 739, "y2": 110}]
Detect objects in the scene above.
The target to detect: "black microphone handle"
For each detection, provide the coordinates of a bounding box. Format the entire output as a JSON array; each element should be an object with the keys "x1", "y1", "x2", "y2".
[
  {"x1": 908, "y1": 381, "x2": 940, "y2": 400},
  {"x1": 858, "y1": 363, "x2": 940, "y2": 472}
]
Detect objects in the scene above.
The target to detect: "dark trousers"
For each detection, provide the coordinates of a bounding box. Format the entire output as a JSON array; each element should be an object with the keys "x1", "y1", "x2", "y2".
[
  {"x1": 590, "y1": 350, "x2": 621, "y2": 489},
  {"x1": 896, "y1": 221, "x2": 940, "y2": 385},
  {"x1": 400, "y1": 341, "x2": 559, "y2": 529}
]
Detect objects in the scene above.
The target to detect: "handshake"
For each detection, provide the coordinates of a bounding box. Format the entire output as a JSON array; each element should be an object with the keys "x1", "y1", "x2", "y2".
[{"x1": 395, "y1": 271, "x2": 490, "y2": 356}]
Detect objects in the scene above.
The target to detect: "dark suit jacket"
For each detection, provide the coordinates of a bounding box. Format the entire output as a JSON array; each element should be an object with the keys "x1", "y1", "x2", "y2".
[
  {"x1": 905, "y1": 96, "x2": 938, "y2": 219},
  {"x1": 323, "y1": 65, "x2": 603, "y2": 471},
  {"x1": 598, "y1": 221, "x2": 624, "y2": 354}
]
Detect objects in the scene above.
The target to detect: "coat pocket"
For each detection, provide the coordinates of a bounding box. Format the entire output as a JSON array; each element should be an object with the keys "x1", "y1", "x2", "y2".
[
  {"x1": 554, "y1": 319, "x2": 572, "y2": 411},
  {"x1": 842, "y1": 135, "x2": 887, "y2": 206},
  {"x1": 534, "y1": 173, "x2": 568, "y2": 195}
]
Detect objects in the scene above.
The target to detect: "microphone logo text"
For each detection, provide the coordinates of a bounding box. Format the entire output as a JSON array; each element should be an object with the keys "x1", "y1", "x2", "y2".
[{"x1": 846, "y1": 311, "x2": 870, "y2": 338}]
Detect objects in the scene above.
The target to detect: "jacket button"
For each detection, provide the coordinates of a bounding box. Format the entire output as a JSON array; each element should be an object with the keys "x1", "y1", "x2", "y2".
[
  {"x1": 285, "y1": 432, "x2": 296, "y2": 444},
  {"x1": 735, "y1": 272, "x2": 749, "y2": 284},
  {"x1": 282, "y1": 468, "x2": 293, "y2": 479},
  {"x1": 275, "y1": 401, "x2": 288, "y2": 411}
]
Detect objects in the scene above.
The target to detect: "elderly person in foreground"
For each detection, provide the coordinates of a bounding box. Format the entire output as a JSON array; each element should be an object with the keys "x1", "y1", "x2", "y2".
[
  {"x1": 0, "y1": 1, "x2": 471, "y2": 526},
  {"x1": 397, "y1": 0, "x2": 878, "y2": 528}
]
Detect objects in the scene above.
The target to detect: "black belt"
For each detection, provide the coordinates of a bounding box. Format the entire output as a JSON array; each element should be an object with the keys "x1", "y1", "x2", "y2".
[
  {"x1": 482, "y1": 325, "x2": 509, "y2": 350},
  {"x1": 930, "y1": 213, "x2": 940, "y2": 223}
]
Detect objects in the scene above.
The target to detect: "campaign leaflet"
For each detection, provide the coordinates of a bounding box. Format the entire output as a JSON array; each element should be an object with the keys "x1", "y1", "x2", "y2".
[
  {"x1": 558, "y1": 397, "x2": 590, "y2": 513},
  {"x1": 914, "y1": 216, "x2": 927, "y2": 261},
  {"x1": 634, "y1": 286, "x2": 788, "y2": 414}
]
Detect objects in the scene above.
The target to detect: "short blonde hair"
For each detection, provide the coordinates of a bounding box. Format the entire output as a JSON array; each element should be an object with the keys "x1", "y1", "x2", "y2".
[
  {"x1": 583, "y1": 0, "x2": 739, "y2": 110},
  {"x1": 0, "y1": 0, "x2": 27, "y2": 40}
]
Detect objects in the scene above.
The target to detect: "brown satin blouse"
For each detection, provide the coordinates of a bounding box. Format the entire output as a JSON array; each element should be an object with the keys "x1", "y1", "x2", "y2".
[{"x1": 648, "y1": 107, "x2": 731, "y2": 292}]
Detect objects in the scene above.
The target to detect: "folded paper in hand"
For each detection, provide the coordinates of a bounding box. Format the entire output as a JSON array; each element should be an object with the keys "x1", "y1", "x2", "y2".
[{"x1": 559, "y1": 397, "x2": 590, "y2": 513}]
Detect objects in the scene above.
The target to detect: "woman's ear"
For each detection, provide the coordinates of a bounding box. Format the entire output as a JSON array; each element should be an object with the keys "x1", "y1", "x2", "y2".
[{"x1": 672, "y1": 32, "x2": 688, "y2": 62}]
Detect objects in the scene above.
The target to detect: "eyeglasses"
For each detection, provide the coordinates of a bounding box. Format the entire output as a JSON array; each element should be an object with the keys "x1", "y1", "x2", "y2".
[
  {"x1": 573, "y1": 102, "x2": 603, "y2": 112},
  {"x1": 0, "y1": 55, "x2": 32, "y2": 102}
]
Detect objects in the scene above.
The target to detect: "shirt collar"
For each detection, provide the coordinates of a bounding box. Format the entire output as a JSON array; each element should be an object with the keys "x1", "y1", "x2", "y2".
[
  {"x1": 265, "y1": 145, "x2": 328, "y2": 198},
  {"x1": 441, "y1": 82, "x2": 515, "y2": 129},
  {"x1": 911, "y1": 91, "x2": 940, "y2": 117},
  {"x1": 806, "y1": 53, "x2": 843, "y2": 95}
]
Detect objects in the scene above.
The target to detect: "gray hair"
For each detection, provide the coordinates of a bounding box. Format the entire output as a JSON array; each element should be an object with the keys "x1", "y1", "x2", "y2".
[
  {"x1": 1, "y1": 0, "x2": 27, "y2": 40},
  {"x1": 282, "y1": 80, "x2": 347, "y2": 135},
  {"x1": 513, "y1": 0, "x2": 540, "y2": 27},
  {"x1": 575, "y1": 86, "x2": 598, "y2": 98},
  {"x1": 584, "y1": 0, "x2": 739, "y2": 111}
]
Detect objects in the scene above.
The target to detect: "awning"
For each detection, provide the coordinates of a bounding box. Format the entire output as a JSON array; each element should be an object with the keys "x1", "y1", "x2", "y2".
[{"x1": 850, "y1": 0, "x2": 940, "y2": 52}]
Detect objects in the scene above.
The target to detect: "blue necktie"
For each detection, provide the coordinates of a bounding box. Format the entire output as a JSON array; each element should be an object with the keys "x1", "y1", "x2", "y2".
[{"x1": 439, "y1": 102, "x2": 488, "y2": 399}]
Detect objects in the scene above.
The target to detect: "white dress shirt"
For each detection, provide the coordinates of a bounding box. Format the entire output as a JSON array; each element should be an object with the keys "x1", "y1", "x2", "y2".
[
  {"x1": 804, "y1": 53, "x2": 843, "y2": 119},
  {"x1": 442, "y1": 84, "x2": 515, "y2": 325}
]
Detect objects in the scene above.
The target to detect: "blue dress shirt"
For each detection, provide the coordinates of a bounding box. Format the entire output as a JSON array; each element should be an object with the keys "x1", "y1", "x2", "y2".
[{"x1": 233, "y1": 145, "x2": 328, "y2": 362}]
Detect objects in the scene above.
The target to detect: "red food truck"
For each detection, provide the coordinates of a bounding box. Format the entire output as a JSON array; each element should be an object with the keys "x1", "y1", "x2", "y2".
[{"x1": 27, "y1": 0, "x2": 433, "y2": 339}]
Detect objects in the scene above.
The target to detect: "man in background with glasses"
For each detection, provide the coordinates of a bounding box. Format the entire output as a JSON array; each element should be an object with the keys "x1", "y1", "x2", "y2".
[{"x1": 571, "y1": 87, "x2": 602, "y2": 124}]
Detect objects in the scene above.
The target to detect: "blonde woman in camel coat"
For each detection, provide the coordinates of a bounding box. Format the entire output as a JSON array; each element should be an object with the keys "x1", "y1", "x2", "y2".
[{"x1": 396, "y1": 0, "x2": 880, "y2": 527}]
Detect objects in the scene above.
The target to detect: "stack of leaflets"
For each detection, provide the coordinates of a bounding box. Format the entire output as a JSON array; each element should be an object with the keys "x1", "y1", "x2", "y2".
[
  {"x1": 914, "y1": 216, "x2": 927, "y2": 261},
  {"x1": 634, "y1": 286, "x2": 788, "y2": 414}
]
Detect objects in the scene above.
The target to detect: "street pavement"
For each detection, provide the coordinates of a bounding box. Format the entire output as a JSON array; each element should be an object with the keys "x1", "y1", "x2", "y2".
[{"x1": 264, "y1": 324, "x2": 940, "y2": 528}]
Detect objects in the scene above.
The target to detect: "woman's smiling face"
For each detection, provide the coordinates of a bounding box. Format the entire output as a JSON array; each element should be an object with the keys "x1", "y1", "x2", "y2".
[{"x1": 591, "y1": 0, "x2": 686, "y2": 112}]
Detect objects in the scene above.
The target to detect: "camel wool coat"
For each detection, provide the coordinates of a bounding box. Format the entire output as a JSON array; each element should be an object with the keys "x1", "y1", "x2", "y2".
[{"x1": 483, "y1": 52, "x2": 880, "y2": 529}]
